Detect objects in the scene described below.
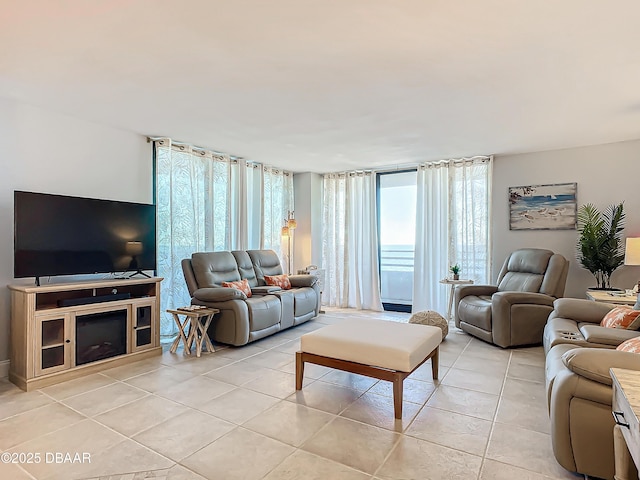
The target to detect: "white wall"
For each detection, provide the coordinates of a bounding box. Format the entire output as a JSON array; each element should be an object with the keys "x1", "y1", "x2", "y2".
[
  {"x1": 493, "y1": 139, "x2": 640, "y2": 298},
  {"x1": 0, "y1": 97, "x2": 152, "y2": 364}
]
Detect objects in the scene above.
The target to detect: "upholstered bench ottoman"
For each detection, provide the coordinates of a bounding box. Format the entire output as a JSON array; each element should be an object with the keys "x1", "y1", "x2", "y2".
[{"x1": 296, "y1": 319, "x2": 441, "y2": 419}]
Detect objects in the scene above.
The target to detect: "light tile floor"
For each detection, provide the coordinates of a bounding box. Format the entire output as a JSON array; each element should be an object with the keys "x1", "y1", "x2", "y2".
[{"x1": 0, "y1": 308, "x2": 586, "y2": 480}]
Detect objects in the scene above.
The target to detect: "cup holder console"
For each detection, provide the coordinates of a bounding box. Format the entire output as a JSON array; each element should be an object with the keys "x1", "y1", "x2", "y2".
[{"x1": 560, "y1": 331, "x2": 580, "y2": 340}]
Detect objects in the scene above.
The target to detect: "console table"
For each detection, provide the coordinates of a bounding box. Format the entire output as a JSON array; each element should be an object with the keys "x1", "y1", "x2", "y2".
[{"x1": 8, "y1": 277, "x2": 162, "y2": 391}]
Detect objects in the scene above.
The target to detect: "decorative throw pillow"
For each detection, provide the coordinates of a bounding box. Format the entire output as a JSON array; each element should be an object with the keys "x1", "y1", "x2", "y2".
[
  {"x1": 600, "y1": 306, "x2": 640, "y2": 329},
  {"x1": 264, "y1": 274, "x2": 291, "y2": 290},
  {"x1": 617, "y1": 337, "x2": 640, "y2": 353},
  {"x1": 221, "y1": 279, "x2": 252, "y2": 297}
]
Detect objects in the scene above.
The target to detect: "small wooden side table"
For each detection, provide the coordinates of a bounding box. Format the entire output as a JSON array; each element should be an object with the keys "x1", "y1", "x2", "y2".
[
  {"x1": 439, "y1": 278, "x2": 474, "y2": 320},
  {"x1": 167, "y1": 307, "x2": 219, "y2": 357},
  {"x1": 587, "y1": 290, "x2": 637, "y2": 305}
]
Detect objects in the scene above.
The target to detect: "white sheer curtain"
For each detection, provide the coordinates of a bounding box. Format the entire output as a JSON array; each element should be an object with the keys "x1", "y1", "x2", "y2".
[
  {"x1": 155, "y1": 139, "x2": 293, "y2": 335},
  {"x1": 262, "y1": 166, "x2": 294, "y2": 270},
  {"x1": 322, "y1": 172, "x2": 383, "y2": 310},
  {"x1": 412, "y1": 156, "x2": 492, "y2": 315},
  {"x1": 412, "y1": 163, "x2": 450, "y2": 315},
  {"x1": 449, "y1": 158, "x2": 492, "y2": 283}
]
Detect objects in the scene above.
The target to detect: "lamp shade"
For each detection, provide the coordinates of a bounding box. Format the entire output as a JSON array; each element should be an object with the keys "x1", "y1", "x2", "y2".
[
  {"x1": 126, "y1": 241, "x2": 143, "y2": 256},
  {"x1": 281, "y1": 225, "x2": 290, "y2": 237},
  {"x1": 287, "y1": 218, "x2": 297, "y2": 230},
  {"x1": 624, "y1": 238, "x2": 640, "y2": 266}
]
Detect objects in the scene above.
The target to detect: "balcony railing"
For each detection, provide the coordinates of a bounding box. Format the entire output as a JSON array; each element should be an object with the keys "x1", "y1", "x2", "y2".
[{"x1": 380, "y1": 246, "x2": 414, "y2": 305}]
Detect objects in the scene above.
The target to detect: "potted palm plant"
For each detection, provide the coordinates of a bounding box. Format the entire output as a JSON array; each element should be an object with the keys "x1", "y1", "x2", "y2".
[{"x1": 576, "y1": 202, "x2": 625, "y2": 290}]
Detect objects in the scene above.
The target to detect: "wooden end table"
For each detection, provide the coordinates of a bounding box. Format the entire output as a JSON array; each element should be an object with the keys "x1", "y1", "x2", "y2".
[
  {"x1": 439, "y1": 278, "x2": 474, "y2": 320},
  {"x1": 167, "y1": 307, "x2": 219, "y2": 357},
  {"x1": 586, "y1": 290, "x2": 637, "y2": 305}
]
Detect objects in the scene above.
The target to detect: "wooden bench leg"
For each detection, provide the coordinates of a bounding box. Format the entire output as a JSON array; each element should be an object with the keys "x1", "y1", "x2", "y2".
[
  {"x1": 296, "y1": 352, "x2": 304, "y2": 390},
  {"x1": 432, "y1": 346, "x2": 439, "y2": 380},
  {"x1": 393, "y1": 373, "x2": 404, "y2": 419}
]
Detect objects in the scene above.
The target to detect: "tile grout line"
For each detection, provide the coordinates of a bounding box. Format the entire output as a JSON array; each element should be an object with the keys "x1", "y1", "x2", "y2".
[{"x1": 475, "y1": 348, "x2": 513, "y2": 479}]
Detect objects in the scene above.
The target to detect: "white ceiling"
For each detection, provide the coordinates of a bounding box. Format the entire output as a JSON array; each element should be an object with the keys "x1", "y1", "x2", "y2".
[{"x1": 2, "y1": 1, "x2": 640, "y2": 173}]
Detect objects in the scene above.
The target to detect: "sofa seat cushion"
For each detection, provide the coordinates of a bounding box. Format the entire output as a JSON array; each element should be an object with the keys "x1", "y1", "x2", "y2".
[
  {"x1": 246, "y1": 295, "x2": 281, "y2": 331},
  {"x1": 458, "y1": 295, "x2": 492, "y2": 331}
]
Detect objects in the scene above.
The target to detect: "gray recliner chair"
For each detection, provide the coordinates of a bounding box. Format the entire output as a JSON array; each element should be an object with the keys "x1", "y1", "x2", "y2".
[{"x1": 454, "y1": 248, "x2": 569, "y2": 348}]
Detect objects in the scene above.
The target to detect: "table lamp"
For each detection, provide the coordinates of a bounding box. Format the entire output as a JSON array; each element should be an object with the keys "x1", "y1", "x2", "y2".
[
  {"x1": 624, "y1": 237, "x2": 640, "y2": 309},
  {"x1": 126, "y1": 241, "x2": 149, "y2": 278}
]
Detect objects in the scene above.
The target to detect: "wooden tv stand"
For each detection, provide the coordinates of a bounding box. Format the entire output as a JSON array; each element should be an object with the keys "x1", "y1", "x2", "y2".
[{"x1": 8, "y1": 277, "x2": 163, "y2": 391}]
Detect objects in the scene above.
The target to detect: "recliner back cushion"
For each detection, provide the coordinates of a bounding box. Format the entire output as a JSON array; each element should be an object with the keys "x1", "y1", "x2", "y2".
[
  {"x1": 232, "y1": 250, "x2": 259, "y2": 287},
  {"x1": 506, "y1": 249, "x2": 552, "y2": 274},
  {"x1": 191, "y1": 251, "x2": 241, "y2": 288},
  {"x1": 498, "y1": 272, "x2": 544, "y2": 292},
  {"x1": 248, "y1": 250, "x2": 284, "y2": 285},
  {"x1": 497, "y1": 248, "x2": 552, "y2": 293}
]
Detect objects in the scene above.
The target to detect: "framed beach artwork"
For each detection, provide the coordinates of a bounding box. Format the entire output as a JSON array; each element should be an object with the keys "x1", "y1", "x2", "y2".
[{"x1": 509, "y1": 183, "x2": 577, "y2": 230}]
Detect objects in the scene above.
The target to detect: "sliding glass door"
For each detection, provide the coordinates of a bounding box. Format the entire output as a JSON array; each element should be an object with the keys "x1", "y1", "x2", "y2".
[{"x1": 377, "y1": 170, "x2": 417, "y2": 311}]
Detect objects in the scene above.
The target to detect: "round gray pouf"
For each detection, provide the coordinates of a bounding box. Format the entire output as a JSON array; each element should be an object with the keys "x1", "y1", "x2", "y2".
[{"x1": 409, "y1": 310, "x2": 448, "y2": 340}]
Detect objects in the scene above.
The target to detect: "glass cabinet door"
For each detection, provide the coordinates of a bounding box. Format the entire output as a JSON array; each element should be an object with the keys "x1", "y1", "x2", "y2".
[
  {"x1": 35, "y1": 313, "x2": 71, "y2": 376},
  {"x1": 131, "y1": 302, "x2": 155, "y2": 352}
]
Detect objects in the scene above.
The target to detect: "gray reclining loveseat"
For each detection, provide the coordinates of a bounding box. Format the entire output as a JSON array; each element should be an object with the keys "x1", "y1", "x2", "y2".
[
  {"x1": 182, "y1": 249, "x2": 320, "y2": 346},
  {"x1": 544, "y1": 298, "x2": 640, "y2": 479}
]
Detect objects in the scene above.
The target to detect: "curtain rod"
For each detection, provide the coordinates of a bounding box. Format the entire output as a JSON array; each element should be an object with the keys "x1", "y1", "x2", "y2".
[
  {"x1": 147, "y1": 136, "x2": 291, "y2": 175},
  {"x1": 147, "y1": 136, "x2": 244, "y2": 162},
  {"x1": 328, "y1": 155, "x2": 491, "y2": 176}
]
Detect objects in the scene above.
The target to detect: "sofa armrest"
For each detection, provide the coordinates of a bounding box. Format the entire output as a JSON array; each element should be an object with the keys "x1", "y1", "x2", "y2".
[
  {"x1": 551, "y1": 298, "x2": 616, "y2": 324},
  {"x1": 251, "y1": 286, "x2": 281, "y2": 295},
  {"x1": 579, "y1": 325, "x2": 640, "y2": 347},
  {"x1": 493, "y1": 291, "x2": 555, "y2": 306},
  {"x1": 455, "y1": 284, "x2": 498, "y2": 300},
  {"x1": 288, "y1": 274, "x2": 318, "y2": 288},
  {"x1": 193, "y1": 287, "x2": 246, "y2": 302},
  {"x1": 562, "y1": 348, "x2": 640, "y2": 386}
]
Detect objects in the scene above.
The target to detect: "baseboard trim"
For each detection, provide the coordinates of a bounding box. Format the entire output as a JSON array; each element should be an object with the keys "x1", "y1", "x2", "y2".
[{"x1": 0, "y1": 360, "x2": 9, "y2": 379}]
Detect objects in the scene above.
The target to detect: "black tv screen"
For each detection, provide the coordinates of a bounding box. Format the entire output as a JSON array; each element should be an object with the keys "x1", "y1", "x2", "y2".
[{"x1": 14, "y1": 191, "x2": 156, "y2": 279}]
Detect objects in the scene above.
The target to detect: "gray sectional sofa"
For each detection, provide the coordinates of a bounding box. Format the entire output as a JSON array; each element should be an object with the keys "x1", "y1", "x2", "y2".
[
  {"x1": 543, "y1": 298, "x2": 640, "y2": 479},
  {"x1": 181, "y1": 249, "x2": 320, "y2": 346}
]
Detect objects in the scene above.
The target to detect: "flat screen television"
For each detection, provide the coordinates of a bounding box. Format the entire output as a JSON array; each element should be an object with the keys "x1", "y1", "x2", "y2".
[{"x1": 14, "y1": 191, "x2": 156, "y2": 281}]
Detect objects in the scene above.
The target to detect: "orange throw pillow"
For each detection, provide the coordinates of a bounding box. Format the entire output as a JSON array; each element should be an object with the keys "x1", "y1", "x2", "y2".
[
  {"x1": 221, "y1": 279, "x2": 252, "y2": 297},
  {"x1": 600, "y1": 306, "x2": 640, "y2": 329},
  {"x1": 617, "y1": 337, "x2": 640, "y2": 353},
  {"x1": 264, "y1": 274, "x2": 291, "y2": 290}
]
